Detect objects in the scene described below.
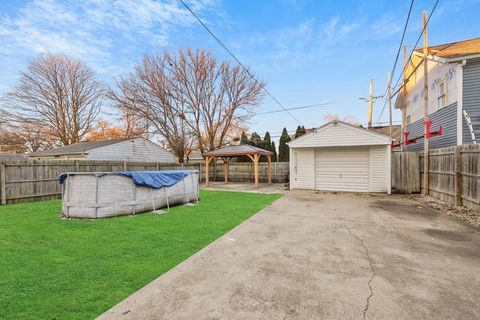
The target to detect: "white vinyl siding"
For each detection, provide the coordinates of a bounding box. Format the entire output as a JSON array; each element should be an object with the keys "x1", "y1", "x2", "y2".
[
  {"x1": 291, "y1": 149, "x2": 315, "y2": 189},
  {"x1": 369, "y1": 146, "x2": 387, "y2": 192},
  {"x1": 88, "y1": 138, "x2": 176, "y2": 163},
  {"x1": 289, "y1": 122, "x2": 389, "y2": 148},
  {"x1": 315, "y1": 147, "x2": 369, "y2": 192},
  {"x1": 288, "y1": 122, "x2": 391, "y2": 193}
]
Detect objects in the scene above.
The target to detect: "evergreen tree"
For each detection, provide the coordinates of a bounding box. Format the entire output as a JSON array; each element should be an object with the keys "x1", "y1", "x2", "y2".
[
  {"x1": 257, "y1": 131, "x2": 272, "y2": 162},
  {"x1": 294, "y1": 125, "x2": 306, "y2": 138},
  {"x1": 278, "y1": 127, "x2": 291, "y2": 162},
  {"x1": 240, "y1": 131, "x2": 249, "y2": 145},
  {"x1": 263, "y1": 131, "x2": 272, "y2": 149},
  {"x1": 249, "y1": 132, "x2": 261, "y2": 147},
  {"x1": 237, "y1": 131, "x2": 250, "y2": 162},
  {"x1": 271, "y1": 141, "x2": 278, "y2": 162}
]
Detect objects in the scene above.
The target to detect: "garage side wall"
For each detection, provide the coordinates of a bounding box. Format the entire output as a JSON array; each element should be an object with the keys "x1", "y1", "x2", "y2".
[
  {"x1": 290, "y1": 148, "x2": 315, "y2": 190},
  {"x1": 369, "y1": 146, "x2": 388, "y2": 193}
]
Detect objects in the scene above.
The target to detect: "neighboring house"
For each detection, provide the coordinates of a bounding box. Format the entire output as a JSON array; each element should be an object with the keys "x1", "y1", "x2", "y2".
[
  {"x1": 185, "y1": 150, "x2": 204, "y2": 163},
  {"x1": 0, "y1": 153, "x2": 26, "y2": 161},
  {"x1": 288, "y1": 121, "x2": 391, "y2": 194},
  {"x1": 27, "y1": 137, "x2": 177, "y2": 163},
  {"x1": 395, "y1": 37, "x2": 480, "y2": 151},
  {"x1": 369, "y1": 125, "x2": 402, "y2": 142}
]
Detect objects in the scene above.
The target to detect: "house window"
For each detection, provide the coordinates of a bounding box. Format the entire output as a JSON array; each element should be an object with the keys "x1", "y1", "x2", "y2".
[
  {"x1": 437, "y1": 80, "x2": 447, "y2": 109},
  {"x1": 406, "y1": 115, "x2": 411, "y2": 124}
]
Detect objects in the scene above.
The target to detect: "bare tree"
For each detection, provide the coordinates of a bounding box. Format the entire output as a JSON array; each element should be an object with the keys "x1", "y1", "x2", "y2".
[
  {"x1": 168, "y1": 49, "x2": 265, "y2": 155},
  {"x1": 110, "y1": 49, "x2": 264, "y2": 161},
  {"x1": 0, "y1": 122, "x2": 53, "y2": 153},
  {"x1": 4, "y1": 54, "x2": 103, "y2": 145},
  {"x1": 109, "y1": 54, "x2": 195, "y2": 162},
  {"x1": 84, "y1": 120, "x2": 144, "y2": 141}
]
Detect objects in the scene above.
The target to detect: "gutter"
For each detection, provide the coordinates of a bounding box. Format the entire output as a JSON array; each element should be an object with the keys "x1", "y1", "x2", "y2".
[
  {"x1": 446, "y1": 53, "x2": 480, "y2": 62},
  {"x1": 412, "y1": 51, "x2": 449, "y2": 64}
]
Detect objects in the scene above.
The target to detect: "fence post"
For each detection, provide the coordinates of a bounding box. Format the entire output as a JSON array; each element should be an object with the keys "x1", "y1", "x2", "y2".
[
  {"x1": 274, "y1": 162, "x2": 277, "y2": 183},
  {"x1": 454, "y1": 146, "x2": 462, "y2": 207},
  {"x1": 198, "y1": 163, "x2": 202, "y2": 183},
  {"x1": 123, "y1": 161, "x2": 127, "y2": 171},
  {"x1": 1, "y1": 162, "x2": 6, "y2": 205}
]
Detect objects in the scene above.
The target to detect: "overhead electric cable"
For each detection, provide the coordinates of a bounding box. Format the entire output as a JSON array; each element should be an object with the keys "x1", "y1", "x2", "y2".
[
  {"x1": 377, "y1": 0, "x2": 415, "y2": 121},
  {"x1": 179, "y1": 0, "x2": 302, "y2": 125},
  {"x1": 389, "y1": 0, "x2": 440, "y2": 102}
]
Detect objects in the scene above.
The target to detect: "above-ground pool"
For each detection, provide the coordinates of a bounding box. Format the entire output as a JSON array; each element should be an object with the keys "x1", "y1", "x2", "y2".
[{"x1": 59, "y1": 170, "x2": 199, "y2": 219}]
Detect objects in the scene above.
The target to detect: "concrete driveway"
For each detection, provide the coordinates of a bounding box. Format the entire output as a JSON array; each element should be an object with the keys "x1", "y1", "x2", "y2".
[{"x1": 99, "y1": 191, "x2": 480, "y2": 320}]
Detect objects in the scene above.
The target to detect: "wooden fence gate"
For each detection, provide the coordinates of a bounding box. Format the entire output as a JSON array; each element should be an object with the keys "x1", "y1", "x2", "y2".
[{"x1": 391, "y1": 152, "x2": 421, "y2": 193}]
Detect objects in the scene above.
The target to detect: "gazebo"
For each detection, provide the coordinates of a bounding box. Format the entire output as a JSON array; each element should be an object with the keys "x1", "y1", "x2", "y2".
[{"x1": 204, "y1": 145, "x2": 273, "y2": 188}]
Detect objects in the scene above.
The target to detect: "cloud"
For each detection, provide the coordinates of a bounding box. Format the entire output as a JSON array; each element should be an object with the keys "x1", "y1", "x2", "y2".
[
  {"x1": 0, "y1": 0, "x2": 221, "y2": 92},
  {"x1": 370, "y1": 14, "x2": 403, "y2": 39},
  {"x1": 321, "y1": 16, "x2": 360, "y2": 46},
  {"x1": 248, "y1": 16, "x2": 361, "y2": 70}
]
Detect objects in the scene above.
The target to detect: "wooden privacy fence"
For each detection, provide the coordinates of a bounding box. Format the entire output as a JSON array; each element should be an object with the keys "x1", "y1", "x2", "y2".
[
  {"x1": 391, "y1": 152, "x2": 421, "y2": 193},
  {"x1": 0, "y1": 160, "x2": 289, "y2": 205},
  {"x1": 392, "y1": 144, "x2": 480, "y2": 210}
]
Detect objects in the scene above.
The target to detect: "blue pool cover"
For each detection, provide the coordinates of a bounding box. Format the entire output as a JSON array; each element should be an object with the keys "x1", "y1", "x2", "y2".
[{"x1": 59, "y1": 170, "x2": 193, "y2": 189}]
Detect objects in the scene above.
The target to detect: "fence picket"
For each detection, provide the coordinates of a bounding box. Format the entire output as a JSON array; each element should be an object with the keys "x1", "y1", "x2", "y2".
[
  {"x1": 0, "y1": 160, "x2": 289, "y2": 204},
  {"x1": 392, "y1": 144, "x2": 480, "y2": 210}
]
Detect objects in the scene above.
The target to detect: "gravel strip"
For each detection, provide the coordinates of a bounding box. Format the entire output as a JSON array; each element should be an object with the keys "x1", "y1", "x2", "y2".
[{"x1": 409, "y1": 194, "x2": 480, "y2": 229}]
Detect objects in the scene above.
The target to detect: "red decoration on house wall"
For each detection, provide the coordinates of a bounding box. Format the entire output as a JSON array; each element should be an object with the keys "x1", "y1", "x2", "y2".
[
  {"x1": 391, "y1": 121, "x2": 443, "y2": 149},
  {"x1": 404, "y1": 131, "x2": 416, "y2": 145},
  {"x1": 425, "y1": 121, "x2": 443, "y2": 138}
]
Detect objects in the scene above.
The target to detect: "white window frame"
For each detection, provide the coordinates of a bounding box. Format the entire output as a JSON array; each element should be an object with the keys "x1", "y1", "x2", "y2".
[{"x1": 436, "y1": 79, "x2": 447, "y2": 109}]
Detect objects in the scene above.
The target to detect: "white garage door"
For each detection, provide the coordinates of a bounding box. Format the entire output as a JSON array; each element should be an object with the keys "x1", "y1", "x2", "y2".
[{"x1": 315, "y1": 147, "x2": 369, "y2": 192}]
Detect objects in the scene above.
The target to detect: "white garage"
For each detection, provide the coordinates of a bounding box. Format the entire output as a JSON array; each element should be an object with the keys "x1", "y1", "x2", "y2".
[{"x1": 288, "y1": 121, "x2": 391, "y2": 193}]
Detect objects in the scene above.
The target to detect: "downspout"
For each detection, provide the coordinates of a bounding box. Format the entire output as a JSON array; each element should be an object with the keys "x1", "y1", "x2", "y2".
[{"x1": 457, "y1": 59, "x2": 467, "y2": 145}]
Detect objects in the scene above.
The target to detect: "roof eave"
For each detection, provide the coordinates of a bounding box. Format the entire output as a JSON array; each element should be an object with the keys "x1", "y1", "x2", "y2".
[
  {"x1": 445, "y1": 52, "x2": 480, "y2": 62},
  {"x1": 27, "y1": 151, "x2": 88, "y2": 157}
]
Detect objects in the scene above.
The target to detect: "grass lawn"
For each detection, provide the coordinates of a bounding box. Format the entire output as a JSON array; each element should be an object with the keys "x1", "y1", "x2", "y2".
[{"x1": 0, "y1": 190, "x2": 281, "y2": 319}]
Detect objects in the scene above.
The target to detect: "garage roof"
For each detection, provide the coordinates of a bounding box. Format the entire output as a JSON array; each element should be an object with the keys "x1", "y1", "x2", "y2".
[{"x1": 288, "y1": 120, "x2": 391, "y2": 148}]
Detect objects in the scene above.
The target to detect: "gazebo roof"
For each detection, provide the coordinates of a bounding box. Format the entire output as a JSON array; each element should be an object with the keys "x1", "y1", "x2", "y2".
[{"x1": 205, "y1": 144, "x2": 273, "y2": 157}]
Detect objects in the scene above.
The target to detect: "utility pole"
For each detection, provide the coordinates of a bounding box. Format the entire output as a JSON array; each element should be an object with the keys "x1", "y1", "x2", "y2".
[
  {"x1": 423, "y1": 10, "x2": 429, "y2": 195},
  {"x1": 388, "y1": 71, "x2": 392, "y2": 137},
  {"x1": 368, "y1": 79, "x2": 373, "y2": 128},
  {"x1": 402, "y1": 45, "x2": 408, "y2": 153}
]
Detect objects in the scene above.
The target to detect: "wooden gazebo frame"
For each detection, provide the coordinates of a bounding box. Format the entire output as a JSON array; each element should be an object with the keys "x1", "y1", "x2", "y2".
[{"x1": 204, "y1": 145, "x2": 273, "y2": 188}]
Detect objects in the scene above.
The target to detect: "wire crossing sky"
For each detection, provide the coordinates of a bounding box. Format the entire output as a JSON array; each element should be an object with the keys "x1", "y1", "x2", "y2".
[{"x1": 0, "y1": 0, "x2": 479, "y2": 134}]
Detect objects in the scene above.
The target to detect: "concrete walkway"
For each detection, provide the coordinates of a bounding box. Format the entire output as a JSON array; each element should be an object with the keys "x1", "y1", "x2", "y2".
[
  {"x1": 202, "y1": 182, "x2": 287, "y2": 194},
  {"x1": 99, "y1": 191, "x2": 480, "y2": 320}
]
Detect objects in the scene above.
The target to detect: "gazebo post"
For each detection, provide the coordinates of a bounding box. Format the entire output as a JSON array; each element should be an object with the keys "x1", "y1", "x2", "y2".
[
  {"x1": 205, "y1": 156, "x2": 212, "y2": 187},
  {"x1": 246, "y1": 154, "x2": 259, "y2": 188},
  {"x1": 254, "y1": 153, "x2": 260, "y2": 188},
  {"x1": 222, "y1": 157, "x2": 230, "y2": 184},
  {"x1": 267, "y1": 154, "x2": 272, "y2": 184},
  {"x1": 206, "y1": 146, "x2": 272, "y2": 189}
]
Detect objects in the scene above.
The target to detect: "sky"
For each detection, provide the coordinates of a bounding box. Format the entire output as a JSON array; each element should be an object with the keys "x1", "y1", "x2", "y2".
[{"x1": 0, "y1": 0, "x2": 479, "y2": 140}]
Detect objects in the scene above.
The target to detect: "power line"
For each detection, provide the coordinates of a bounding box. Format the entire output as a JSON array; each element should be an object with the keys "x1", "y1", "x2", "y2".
[
  {"x1": 390, "y1": 0, "x2": 440, "y2": 101},
  {"x1": 377, "y1": 0, "x2": 415, "y2": 122},
  {"x1": 255, "y1": 95, "x2": 383, "y2": 116},
  {"x1": 179, "y1": 0, "x2": 302, "y2": 125},
  {"x1": 378, "y1": 0, "x2": 440, "y2": 122},
  {"x1": 390, "y1": 0, "x2": 415, "y2": 86},
  {"x1": 255, "y1": 100, "x2": 345, "y2": 115}
]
